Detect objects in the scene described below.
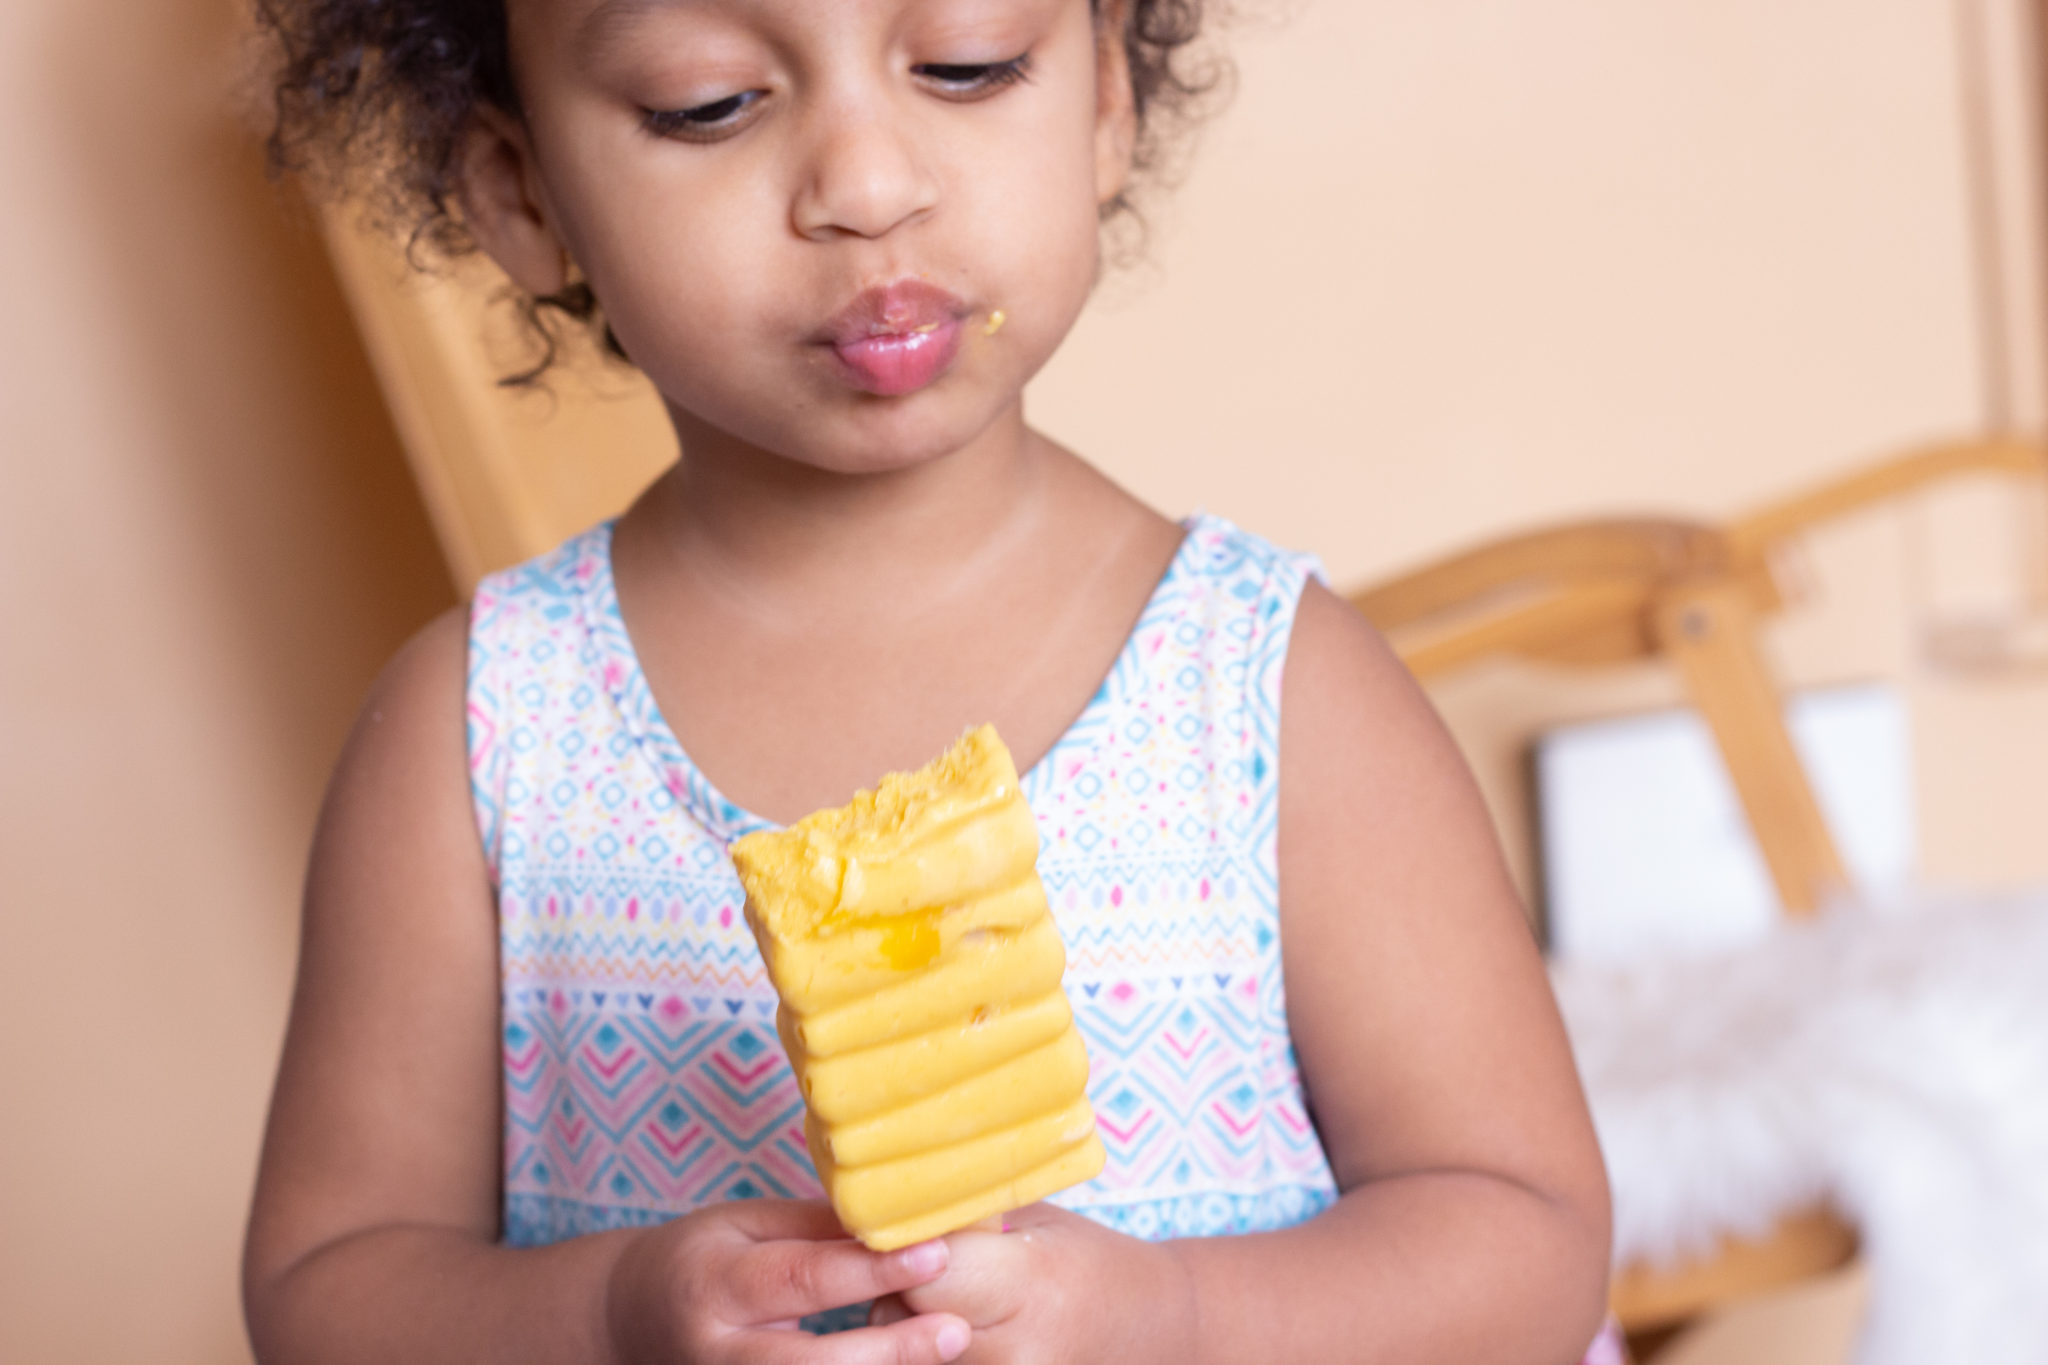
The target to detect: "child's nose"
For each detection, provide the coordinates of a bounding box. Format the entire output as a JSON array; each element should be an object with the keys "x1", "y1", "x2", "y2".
[{"x1": 791, "y1": 104, "x2": 941, "y2": 242}]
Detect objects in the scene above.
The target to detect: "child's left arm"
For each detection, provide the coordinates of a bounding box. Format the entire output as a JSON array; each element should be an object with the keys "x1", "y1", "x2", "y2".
[{"x1": 892, "y1": 582, "x2": 1612, "y2": 1364}]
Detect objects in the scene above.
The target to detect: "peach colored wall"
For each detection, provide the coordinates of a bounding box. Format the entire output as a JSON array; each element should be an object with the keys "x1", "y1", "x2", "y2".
[
  {"x1": 0, "y1": 1, "x2": 448, "y2": 1361},
  {"x1": 3, "y1": 2, "x2": 2044, "y2": 1364},
  {"x1": 1031, "y1": 0, "x2": 2048, "y2": 901}
]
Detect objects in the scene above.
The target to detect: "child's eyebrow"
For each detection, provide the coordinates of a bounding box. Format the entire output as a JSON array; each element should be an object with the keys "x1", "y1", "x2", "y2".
[{"x1": 576, "y1": 0, "x2": 713, "y2": 59}]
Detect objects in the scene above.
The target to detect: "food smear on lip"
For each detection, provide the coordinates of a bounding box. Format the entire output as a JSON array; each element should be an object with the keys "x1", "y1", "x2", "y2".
[
  {"x1": 819, "y1": 279, "x2": 970, "y2": 397},
  {"x1": 729, "y1": 725, "x2": 1106, "y2": 1251},
  {"x1": 983, "y1": 309, "x2": 1006, "y2": 337}
]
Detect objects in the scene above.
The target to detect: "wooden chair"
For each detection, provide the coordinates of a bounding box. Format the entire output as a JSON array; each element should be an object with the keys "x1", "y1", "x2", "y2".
[
  {"x1": 1347, "y1": 435, "x2": 2048, "y2": 1348},
  {"x1": 319, "y1": 205, "x2": 675, "y2": 595}
]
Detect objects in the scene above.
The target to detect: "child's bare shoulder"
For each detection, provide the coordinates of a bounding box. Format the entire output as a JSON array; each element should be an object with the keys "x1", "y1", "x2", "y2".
[
  {"x1": 308, "y1": 605, "x2": 485, "y2": 927},
  {"x1": 1280, "y1": 580, "x2": 1460, "y2": 781},
  {"x1": 1276, "y1": 577, "x2": 1513, "y2": 909},
  {"x1": 326, "y1": 607, "x2": 471, "y2": 815}
]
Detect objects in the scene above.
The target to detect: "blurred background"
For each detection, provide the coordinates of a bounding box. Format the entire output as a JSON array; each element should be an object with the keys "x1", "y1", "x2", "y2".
[{"x1": 5, "y1": 0, "x2": 2047, "y2": 1361}]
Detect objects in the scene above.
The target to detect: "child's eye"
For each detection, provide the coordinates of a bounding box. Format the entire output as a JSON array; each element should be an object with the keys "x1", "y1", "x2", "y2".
[
  {"x1": 642, "y1": 90, "x2": 765, "y2": 141},
  {"x1": 913, "y1": 54, "x2": 1033, "y2": 99}
]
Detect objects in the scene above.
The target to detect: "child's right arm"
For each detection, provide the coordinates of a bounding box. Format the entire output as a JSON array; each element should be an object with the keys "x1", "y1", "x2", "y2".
[{"x1": 241, "y1": 610, "x2": 970, "y2": 1365}]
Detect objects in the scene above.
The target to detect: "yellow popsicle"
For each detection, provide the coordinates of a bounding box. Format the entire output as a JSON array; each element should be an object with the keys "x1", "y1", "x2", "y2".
[{"x1": 731, "y1": 724, "x2": 1105, "y2": 1250}]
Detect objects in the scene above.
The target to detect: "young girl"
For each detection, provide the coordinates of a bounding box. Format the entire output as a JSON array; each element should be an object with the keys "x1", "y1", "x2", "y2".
[{"x1": 245, "y1": 0, "x2": 1618, "y2": 1361}]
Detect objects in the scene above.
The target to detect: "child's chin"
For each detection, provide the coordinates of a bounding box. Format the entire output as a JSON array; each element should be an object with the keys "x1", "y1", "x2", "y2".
[
  {"x1": 786, "y1": 406, "x2": 1017, "y2": 477},
  {"x1": 789, "y1": 440, "x2": 971, "y2": 478}
]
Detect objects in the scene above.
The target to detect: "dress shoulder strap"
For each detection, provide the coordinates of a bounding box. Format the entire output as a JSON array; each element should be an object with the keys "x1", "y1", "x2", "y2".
[
  {"x1": 465, "y1": 526, "x2": 614, "y2": 883},
  {"x1": 1177, "y1": 511, "x2": 1326, "y2": 729}
]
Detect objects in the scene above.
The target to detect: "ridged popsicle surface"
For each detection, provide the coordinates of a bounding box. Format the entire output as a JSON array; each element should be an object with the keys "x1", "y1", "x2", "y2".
[{"x1": 730, "y1": 725, "x2": 1105, "y2": 1250}]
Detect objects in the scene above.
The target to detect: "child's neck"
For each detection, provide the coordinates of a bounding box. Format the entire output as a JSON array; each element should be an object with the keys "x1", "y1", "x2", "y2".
[
  {"x1": 605, "y1": 396, "x2": 1183, "y2": 822},
  {"x1": 636, "y1": 399, "x2": 1052, "y2": 615}
]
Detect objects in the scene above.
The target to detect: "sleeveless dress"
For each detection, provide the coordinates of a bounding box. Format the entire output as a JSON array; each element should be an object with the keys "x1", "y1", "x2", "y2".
[
  {"x1": 469, "y1": 512, "x2": 1339, "y2": 1244},
  {"x1": 465, "y1": 512, "x2": 1624, "y2": 1361}
]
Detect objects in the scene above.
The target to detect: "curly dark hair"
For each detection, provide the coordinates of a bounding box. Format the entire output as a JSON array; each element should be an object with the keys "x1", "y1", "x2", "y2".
[{"x1": 261, "y1": 0, "x2": 1230, "y2": 382}]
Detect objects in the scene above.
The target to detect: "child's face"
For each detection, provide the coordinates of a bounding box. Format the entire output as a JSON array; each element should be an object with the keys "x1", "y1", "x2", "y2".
[{"x1": 469, "y1": 0, "x2": 1133, "y2": 474}]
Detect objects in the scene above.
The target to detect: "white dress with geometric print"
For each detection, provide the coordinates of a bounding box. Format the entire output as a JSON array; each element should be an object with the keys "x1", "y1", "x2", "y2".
[{"x1": 466, "y1": 513, "x2": 1341, "y2": 1251}]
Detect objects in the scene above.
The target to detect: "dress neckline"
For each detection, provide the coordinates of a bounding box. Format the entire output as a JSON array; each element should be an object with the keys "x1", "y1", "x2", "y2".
[{"x1": 577, "y1": 515, "x2": 1209, "y2": 845}]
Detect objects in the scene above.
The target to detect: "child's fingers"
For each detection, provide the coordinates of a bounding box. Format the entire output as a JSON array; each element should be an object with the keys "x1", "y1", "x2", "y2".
[
  {"x1": 743, "y1": 1313, "x2": 971, "y2": 1365},
  {"x1": 897, "y1": 1224, "x2": 1025, "y2": 1326},
  {"x1": 727, "y1": 1236, "x2": 953, "y2": 1324},
  {"x1": 867, "y1": 1294, "x2": 911, "y2": 1328},
  {"x1": 715, "y1": 1197, "x2": 854, "y2": 1244}
]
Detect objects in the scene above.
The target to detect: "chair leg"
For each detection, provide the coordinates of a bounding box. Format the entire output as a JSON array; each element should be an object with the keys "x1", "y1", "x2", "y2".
[{"x1": 1652, "y1": 580, "x2": 1849, "y2": 915}]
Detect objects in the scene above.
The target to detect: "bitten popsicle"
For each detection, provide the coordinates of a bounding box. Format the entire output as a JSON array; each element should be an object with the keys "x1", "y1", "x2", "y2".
[{"x1": 730, "y1": 725, "x2": 1105, "y2": 1251}]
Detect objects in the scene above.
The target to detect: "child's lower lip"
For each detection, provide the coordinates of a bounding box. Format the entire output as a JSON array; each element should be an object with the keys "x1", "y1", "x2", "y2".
[{"x1": 829, "y1": 319, "x2": 964, "y2": 397}]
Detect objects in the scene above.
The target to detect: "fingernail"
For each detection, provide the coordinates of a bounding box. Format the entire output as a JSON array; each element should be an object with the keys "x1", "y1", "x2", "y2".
[
  {"x1": 899, "y1": 1239, "x2": 948, "y2": 1277},
  {"x1": 935, "y1": 1320, "x2": 971, "y2": 1361}
]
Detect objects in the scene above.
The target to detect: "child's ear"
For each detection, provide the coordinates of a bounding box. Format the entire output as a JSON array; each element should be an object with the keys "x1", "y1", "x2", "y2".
[
  {"x1": 455, "y1": 107, "x2": 572, "y2": 297},
  {"x1": 1092, "y1": 0, "x2": 1138, "y2": 207}
]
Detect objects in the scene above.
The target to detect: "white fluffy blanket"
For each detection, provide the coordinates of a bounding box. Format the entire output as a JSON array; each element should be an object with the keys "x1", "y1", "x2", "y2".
[{"x1": 1551, "y1": 891, "x2": 2048, "y2": 1365}]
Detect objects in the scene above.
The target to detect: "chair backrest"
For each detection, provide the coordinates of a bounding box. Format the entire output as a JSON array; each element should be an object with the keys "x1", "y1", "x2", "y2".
[
  {"x1": 1349, "y1": 438, "x2": 2045, "y2": 1339},
  {"x1": 319, "y1": 204, "x2": 676, "y2": 596},
  {"x1": 1348, "y1": 436, "x2": 2048, "y2": 917}
]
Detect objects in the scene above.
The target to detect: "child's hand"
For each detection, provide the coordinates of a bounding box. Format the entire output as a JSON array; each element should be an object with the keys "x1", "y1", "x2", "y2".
[
  {"x1": 605, "y1": 1198, "x2": 972, "y2": 1365},
  {"x1": 872, "y1": 1205, "x2": 1191, "y2": 1365}
]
